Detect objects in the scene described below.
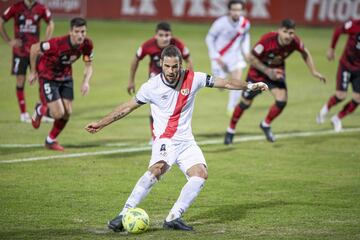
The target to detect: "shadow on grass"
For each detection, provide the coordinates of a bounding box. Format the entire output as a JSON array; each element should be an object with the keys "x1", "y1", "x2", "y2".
[
  {"x1": 191, "y1": 200, "x2": 290, "y2": 224},
  {"x1": 0, "y1": 225, "x2": 181, "y2": 239},
  {"x1": 196, "y1": 131, "x2": 258, "y2": 139}
]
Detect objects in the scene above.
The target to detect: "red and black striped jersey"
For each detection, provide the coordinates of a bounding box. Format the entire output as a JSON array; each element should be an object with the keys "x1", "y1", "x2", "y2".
[
  {"x1": 248, "y1": 32, "x2": 306, "y2": 82},
  {"x1": 37, "y1": 35, "x2": 93, "y2": 81},
  {"x1": 331, "y1": 19, "x2": 360, "y2": 71},
  {"x1": 2, "y1": 1, "x2": 52, "y2": 57}
]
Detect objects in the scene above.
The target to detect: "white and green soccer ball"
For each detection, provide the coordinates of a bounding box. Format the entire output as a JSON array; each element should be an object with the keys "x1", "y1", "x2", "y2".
[{"x1": 122, "y1": 208, "x2": 150, "y2": 234}]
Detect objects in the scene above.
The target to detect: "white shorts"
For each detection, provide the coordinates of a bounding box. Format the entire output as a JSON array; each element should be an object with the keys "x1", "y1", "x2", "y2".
[
  {"x1": 211, "y1": 59, "x2": 247, "y2": 78},
  {"x1": 149, "y1": 138, "x2": 207, "y2": 177}
]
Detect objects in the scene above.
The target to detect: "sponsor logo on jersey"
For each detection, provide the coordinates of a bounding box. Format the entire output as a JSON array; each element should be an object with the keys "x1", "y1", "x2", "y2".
[{"x1": 159, "y1": 144, "x2": 167, "y2": 157}]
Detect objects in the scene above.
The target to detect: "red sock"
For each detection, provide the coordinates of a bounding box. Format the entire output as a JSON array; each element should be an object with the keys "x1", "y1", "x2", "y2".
[
  {"x1": 40, "y1": 105, "x2": 48, "y2": 116},
  {"x1": 265, "y1": 104, "x2": 284, "y2": 124},
  {"x1": 230, "y1": 104, "x2": 246, "y2": 130},
  {"x1": 16, "y1": 86, "x2": 26, "y2": 113},
  {"x1": 326, "y1": 95, "x2": 341, "y2": 110},
  {"x1": 49, "y1": 119, "x2": 68, "y2": 139},
  {"x1": 338, "y1": 100, "x2": 359, "y2": 119}
]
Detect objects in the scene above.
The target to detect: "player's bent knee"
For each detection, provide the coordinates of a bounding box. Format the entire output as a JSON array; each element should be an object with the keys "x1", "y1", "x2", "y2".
[
  {"x1": 187, "y1": 164, "x2": 208, "y2": 180},
  {"x1": 51, "y1": 111, "x2": 64, "y2": 120},
  {"x1": 353, "y1": 93, "x2": 360, "y2": 103},
  {"x1": 63, "y1": 113, "x2": 71, "y2": 120},
  {"x1": 239, "y1": 101, "x2": 251, "y2": 110},
  {"x1": 148, "y1": 161, "x2": 169, "y2": 180},
  {"x1": 336, "y1": 91, "x2": 347, "y2": 100},
  {"x1": 197, "y1": 169, "x2": 208, "y2": 180},
  {"x1": 275, "y1": 101, "x2": 287, "y2": 109}
]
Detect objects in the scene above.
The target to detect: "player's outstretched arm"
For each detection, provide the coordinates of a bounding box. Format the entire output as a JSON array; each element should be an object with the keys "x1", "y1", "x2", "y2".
[
  {"x1": 212, "y1": 77, "x2": 268, "y2": 92},
  {"x1": 301, "y1": 48, "x2": 326, "y2": 83},
  {"x1": 328, "y1": 25, "x2": 343, "y2": 61},
  {"x1": 185, "y1": 56, "x2": 194, "y2": 71},
  {"x1": 45, "y1": 20, "x2": 55, "y2": 41},
  {"x1": 128, "y1": 56, "x2": 140, "y2": 95},
  {"x1": 29, "y1": 43, "x2": 41, "y2": 85},
  {"x1": 85, "y1": 98, "x2": 142, "y2": 134}
]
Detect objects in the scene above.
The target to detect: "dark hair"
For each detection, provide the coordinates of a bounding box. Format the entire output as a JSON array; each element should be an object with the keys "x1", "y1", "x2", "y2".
[
  {"x1": 228, "y1": 0, "x2": 245, "y2": 10},
  {"x1": 156, "y1": 22, "x2": 171, "y2": 32},
  {"x1": 281, "y1": 19, "x2": 296, "y2": 29},
  {"x1": 70, "y1": 17, "x2": 87, "y2": 29},
  {"x1": 161, "y1": 45, "x2": 182, "y2": 63}
]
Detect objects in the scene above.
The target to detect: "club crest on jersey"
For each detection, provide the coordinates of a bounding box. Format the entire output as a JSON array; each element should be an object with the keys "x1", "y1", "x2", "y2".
[{"x1": 181, "y1": 88, "x2": 190, "y2": 96}]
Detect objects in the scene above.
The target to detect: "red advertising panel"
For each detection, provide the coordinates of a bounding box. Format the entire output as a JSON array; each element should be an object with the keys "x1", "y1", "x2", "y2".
[{"x1": 1, "y1": 0, "x2": 358, "y2": 26}]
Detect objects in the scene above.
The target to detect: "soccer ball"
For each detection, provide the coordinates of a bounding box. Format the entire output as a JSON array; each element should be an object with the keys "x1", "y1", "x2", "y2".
[{"x1": 122, "y1": 208, "x2": 150, "y2": 234}]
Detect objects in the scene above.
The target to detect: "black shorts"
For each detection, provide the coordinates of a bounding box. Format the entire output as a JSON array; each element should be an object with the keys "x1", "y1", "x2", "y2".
[
  {"x1": 336, "y1": 63, "x2": 360, "y2": 93},
  {"x1": 242, "y1": 76, "x2": 287, "y2": 100},
  {"x1": 41, "y1": 79, "x2": 74, "y2": 103},
  {"x1": 11, "y1": 54, "x2": 30, "y2": 75}
]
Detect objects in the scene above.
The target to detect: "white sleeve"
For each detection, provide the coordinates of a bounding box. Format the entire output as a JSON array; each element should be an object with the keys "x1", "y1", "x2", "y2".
[
  {"x1": 205, "y1": 20, "x2": 221, "y2": 60},
  {"x1": 135, "y1": 82, "x2": 151, "y2": 104},
  {"x1": 194, "y1": 72, "x2": 214, "y2": 90}
]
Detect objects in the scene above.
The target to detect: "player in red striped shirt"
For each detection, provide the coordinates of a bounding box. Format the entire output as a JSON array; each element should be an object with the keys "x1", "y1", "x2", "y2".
[
  {"x1": 316, "y1": 19, "x2": 360, "y2": 132},
  {"x1": 0, "y1": 0, "x2": 54, "y2": 122},
  {"x1": 29, "y1": 18, "x2": 94, "y2": 151},
  {"x1": 127, "y1": 22, "x2": 193, "y2": 141},
  {"x1": 206, "y1": 0, "x2": 250, "y2": 115},
  {"x1": 224, "y1": 19, "x2": 326, "y2": 144}
]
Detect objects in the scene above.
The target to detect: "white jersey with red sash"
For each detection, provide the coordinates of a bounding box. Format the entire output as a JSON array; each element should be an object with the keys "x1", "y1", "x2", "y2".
[
  {"x1": 206, "y1": 15, "x2": 250, "y2": 63},
  {"x1": 135, "y1": 70, "x2": 214, "y2": 141}
]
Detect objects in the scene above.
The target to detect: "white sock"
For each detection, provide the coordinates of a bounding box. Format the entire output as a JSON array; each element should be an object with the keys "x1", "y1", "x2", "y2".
[
  {"x1": 119, "y1": 171, "x2": 157, "y2": 216},
  {"x1": 227, "y1": 90, "x2": 242, "y2": 111},
  {"x1": 261, "y1": 120, "x2": 270, "y2": 127},
  {"x1": 36, "y1": 105, "x2": 42, "y2": 115},
  {"x1": 46, "y1": 136, "x2": 55, "y2": 143},
  {"x1": 227, "y1": 127, "x2": 236, "y2": 134},
  {"x1": 165, "y1": 176, "x2": 205, "y2": 222},
  {"x1": 320, "y1": 104, "x2": 329, "y2": 116}
]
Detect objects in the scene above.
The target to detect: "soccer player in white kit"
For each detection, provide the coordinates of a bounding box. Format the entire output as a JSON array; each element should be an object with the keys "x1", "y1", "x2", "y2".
[
  {"x1": 85, "y1": 45, "x2": 267, "y2": 231},
  {"x1": 206, "y1": 0, "x2": 250, "y2": 115}
]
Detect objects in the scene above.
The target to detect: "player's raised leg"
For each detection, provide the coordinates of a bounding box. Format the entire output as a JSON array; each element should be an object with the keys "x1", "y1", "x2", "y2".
[
  {"x1": 317, "y1": 92, "x2": 345, "y2": 124},
  {"x1": 44, "y1": 98, "x2": 71, "y2": 151},
  {"x1": 317, "y1": 65, "x2": 348, "y2": 124},
  {"x1": 331, "y1": 92, "x2": 360, "y2": 132},
  {"x1": 38, "y1": 78, "x2": 54, "y2": 123},
  {"x1": 32, "y1": 79, "x2": 52, "y2": 129}
]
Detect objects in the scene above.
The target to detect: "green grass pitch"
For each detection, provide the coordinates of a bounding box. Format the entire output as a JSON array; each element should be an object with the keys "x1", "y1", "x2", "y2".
[{"x1": 0, "y1": 20, "x2": 359, "y2": 239}]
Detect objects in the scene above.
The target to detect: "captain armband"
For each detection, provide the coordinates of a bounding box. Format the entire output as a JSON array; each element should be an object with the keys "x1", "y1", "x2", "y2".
[
  {"x1": 205, "y1": 74, "x2": 214, "y2": 88},
  {"x1": 40, "y1": 42, "x2": 50, "y2": 52}
]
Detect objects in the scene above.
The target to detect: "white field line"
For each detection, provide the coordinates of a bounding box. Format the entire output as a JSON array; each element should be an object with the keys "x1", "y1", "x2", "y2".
[
  {"x1": 0, "y1": 142, "x2": 131, "y2": 148},
  {"x1": 1, "y1": 128, "x2": 359, "y2": 164}
]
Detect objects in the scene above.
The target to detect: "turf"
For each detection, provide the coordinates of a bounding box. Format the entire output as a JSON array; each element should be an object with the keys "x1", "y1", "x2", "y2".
[{"x1": 0, "y1": 20, "x2": 359, "y2": 240}]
